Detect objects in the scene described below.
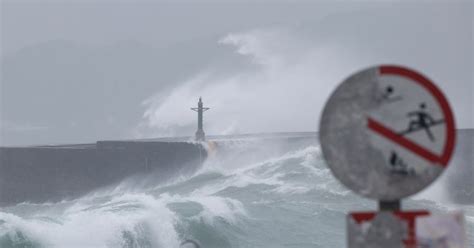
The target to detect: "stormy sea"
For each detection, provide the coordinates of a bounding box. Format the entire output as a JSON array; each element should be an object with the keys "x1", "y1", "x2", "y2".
[{"x1": 0, "y1": 133, "x2": 472, "y2": 248}]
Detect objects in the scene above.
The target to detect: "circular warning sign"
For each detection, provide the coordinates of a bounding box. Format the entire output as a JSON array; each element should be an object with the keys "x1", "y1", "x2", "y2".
[{"x1": 319, "y1": 65, "x2": 456, "y2": 200}]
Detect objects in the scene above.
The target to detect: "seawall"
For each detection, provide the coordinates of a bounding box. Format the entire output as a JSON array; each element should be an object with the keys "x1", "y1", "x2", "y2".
[
  {"x1": 0, "y1": 141, "x2": 207, "y2": 206},
  {"x1": 445, "y1": 129, "x2": 474, "y2": 204}
]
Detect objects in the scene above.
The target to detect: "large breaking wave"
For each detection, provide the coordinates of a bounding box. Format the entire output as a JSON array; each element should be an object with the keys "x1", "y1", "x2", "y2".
[{"x1": 0, "y1": 137, "x2": 472, "y2": 247}]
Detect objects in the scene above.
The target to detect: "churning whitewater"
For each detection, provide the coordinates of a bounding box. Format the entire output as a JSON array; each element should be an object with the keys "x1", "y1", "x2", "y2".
[{"x1": 0, "y1": 137, "x2": 472, "y2": 248}]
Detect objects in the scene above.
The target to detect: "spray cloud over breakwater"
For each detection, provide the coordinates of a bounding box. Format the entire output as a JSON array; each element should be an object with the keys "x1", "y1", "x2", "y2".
[{"x1": 135, "y1": 29, "x2": 365, "y2": 138}]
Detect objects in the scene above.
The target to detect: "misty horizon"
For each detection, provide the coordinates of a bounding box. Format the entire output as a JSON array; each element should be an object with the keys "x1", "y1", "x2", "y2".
[{"x1": 1, "y1": 1, "x2": 473, "y2": 146}]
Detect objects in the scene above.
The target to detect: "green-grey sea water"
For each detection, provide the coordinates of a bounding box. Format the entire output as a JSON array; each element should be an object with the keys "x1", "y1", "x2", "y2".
[{"x1": 0, "y1": 138, "x2": 472, "y2": 248}]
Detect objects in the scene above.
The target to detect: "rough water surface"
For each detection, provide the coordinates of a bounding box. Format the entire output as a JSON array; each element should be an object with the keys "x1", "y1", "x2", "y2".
[{"x1": 0, "y1": 136, "x2": 472, "y2": 248}]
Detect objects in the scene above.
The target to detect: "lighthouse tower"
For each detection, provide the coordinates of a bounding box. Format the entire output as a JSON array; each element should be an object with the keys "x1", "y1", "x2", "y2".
[{"x1": 191, "y1": 97, "x2": 210, "y2": 141}]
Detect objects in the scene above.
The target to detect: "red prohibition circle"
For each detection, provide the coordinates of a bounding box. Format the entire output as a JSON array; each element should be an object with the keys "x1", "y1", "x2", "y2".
[{"x1": 377, "y1": 65, "x2": 456, "y2": 167}]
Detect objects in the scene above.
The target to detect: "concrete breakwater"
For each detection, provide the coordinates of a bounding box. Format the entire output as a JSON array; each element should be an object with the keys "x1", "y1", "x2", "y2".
[
  {"x1": 445, "y1": 129, "x2": 474, "y2": 204},
  {"x1": 0, "y1": 130, "x2": 471, "y2": 207},
  {"x1": 0, "y1": 140, "x2": 207, "y2": 206}
]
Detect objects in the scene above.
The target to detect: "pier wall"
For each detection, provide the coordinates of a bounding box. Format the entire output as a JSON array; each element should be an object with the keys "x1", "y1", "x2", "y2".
[{"x1": 0, "y1": 141, "x2": 206, "y2": 206}]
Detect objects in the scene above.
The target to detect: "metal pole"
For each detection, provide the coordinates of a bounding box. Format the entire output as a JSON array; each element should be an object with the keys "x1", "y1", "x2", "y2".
[{"x1": 378, "y1": 200, "x2": 401, "y2": 211}]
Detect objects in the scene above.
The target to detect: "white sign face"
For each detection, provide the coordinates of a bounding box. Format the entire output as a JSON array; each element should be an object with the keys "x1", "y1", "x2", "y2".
[
  {"x1": 416, "y1": 212, "x2": 466, "y2": 248},
  {"x1": 347, "y1": 211, "x2": 466, "y2": 248},
  {"x1": 320, "y1": 65, "x2": 456, "y2": 200}
]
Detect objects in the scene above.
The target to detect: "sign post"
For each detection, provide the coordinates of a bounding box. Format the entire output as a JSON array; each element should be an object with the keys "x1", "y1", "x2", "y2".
[{"x1": 319, "y1": 65, "x2": 465, "y2": 247}]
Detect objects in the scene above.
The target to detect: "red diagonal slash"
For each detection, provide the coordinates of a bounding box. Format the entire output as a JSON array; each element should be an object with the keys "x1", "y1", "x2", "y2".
[
  {"x1": 367, "y1": 118, "x2": 446, "y2": 167},
  {"x1": 375, "y1": 65, "x2": 456, "y2": 167}
]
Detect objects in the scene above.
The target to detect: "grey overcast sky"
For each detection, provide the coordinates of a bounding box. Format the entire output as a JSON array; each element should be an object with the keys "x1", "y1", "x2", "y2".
[{"x1": 1, "y1": 0, "x2": 473, "y2": 145}]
